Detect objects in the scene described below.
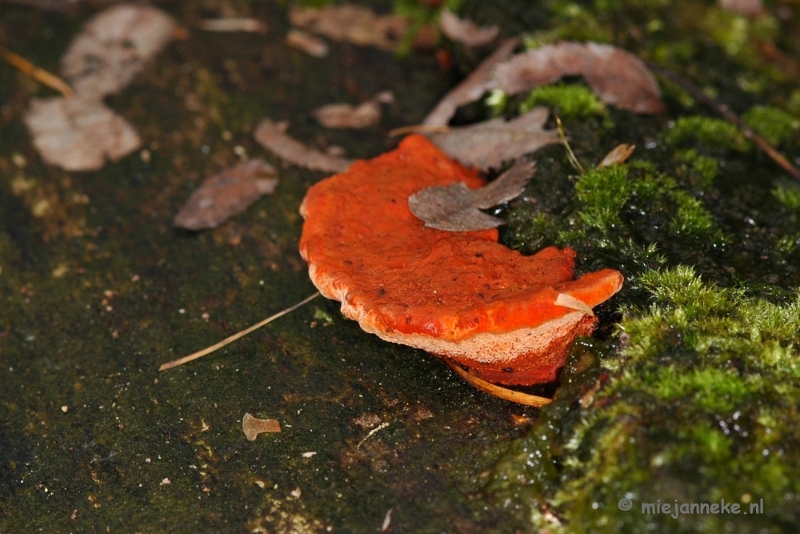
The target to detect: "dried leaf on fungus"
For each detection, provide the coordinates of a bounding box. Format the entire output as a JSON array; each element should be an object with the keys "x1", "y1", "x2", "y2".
[
  {"x1": 494, "y1": 42, "x2": 665, "y2": 114},
  {"x1": 24, "y1": 96, "x2": 141, "y2": 172},
  {"x1": 439, "y1": 9, "x2": 499, "y2": 47},
  {"x1": 312, "y1": 91, "x2": 394, "y2": 129},
  {"x1": 427, "y1": 107, "x2": 560, "y2": 171},
  {"x1": 242, "y1": 413, "x2": 281, "y2": 441},
  {"x1": 174, "y1": 160, "x2": 279, "y2": 231},
  {"x1": 253, "y1": 118, "x2": 353, "y2": 173},
  {"x1": 423, "y1": 38, "x2": 519, "y2": 126},
  {"x1": 60, "y1": 4, "x2": 176, "y2": 99},
  {"x1": 409, "y1": 159, "x2": 535, "y2": 231},
  {"x1": 288, "y1": 3, "x2": 409, "y2": 51}
]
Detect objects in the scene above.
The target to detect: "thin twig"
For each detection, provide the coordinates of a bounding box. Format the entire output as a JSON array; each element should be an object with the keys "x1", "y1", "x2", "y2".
[
  {"x1": 555, "y1": 114, "x2": 586, "y2": 175},
  {"x1": 159, "y1": 292, "x2": 320, "y2": 371},
  {"x1": 387, "y1": 124, "x2": 450, "y2": 137},
  {"x1": 445, "y1": 360, "x2": 553, "y2": 407},
  {"x1": 646, "y1": 62, "x2": 800, "y2": 182},
  {"x1": 357, "y1": 422, "x2": 390, "y2": 449},
  {"x1": 0, "y1": 45, "x2": 75, "y2": 98}
]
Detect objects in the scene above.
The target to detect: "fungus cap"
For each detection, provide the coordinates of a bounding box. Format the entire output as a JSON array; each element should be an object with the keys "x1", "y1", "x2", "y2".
[{"x1": 299, "y1": 134, "x2": 623, "y2": 385}]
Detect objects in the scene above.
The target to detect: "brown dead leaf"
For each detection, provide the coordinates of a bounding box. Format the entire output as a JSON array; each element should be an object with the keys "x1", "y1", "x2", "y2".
[
  {"x1": 253, "y1": 118, "x2": 353, "y2": 173},
  {"x1": 173, "y1": 160, "x2": 278, "y2": 231},
  {"x1": 494, "y1": 42, "x2": 664, "y2": 115},
  {"x1": 288, "y1": 3, "x2": 409, "y2": 51},
  {"x1": 24, "y1": 95, "x2": 141, "y2": 172},
  {"x1": 312, "y1": 91, "x2": 394, "y2": 129},
  {"x1": 286, "y1": 29, "x2": 330, "y2": 58},
  {"x1": 408, "y1": 159, "x2": 535, "y2": 231},
  {"x1": 60, "y1": 4, "x2": 176, "y2": 99},
  {"x1": 439, "y1": 9, "x2": 498, "y2": 47},
  {"x1": 597, "y1": 143, "x2": 635, "y2": 168},
  {"x1": 423, "y1": 38, "x2": 519, "y2": 126},
  {"x1": 242, "y1": 413, "x2": 281, "y2": 441},
  {"x1": 426, "y1": 107, "x2": 560, "y2": 171}
]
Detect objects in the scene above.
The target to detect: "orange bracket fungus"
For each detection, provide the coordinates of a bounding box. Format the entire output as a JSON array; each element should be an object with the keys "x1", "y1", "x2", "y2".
[{"x1": 299, "y1": 134, "x2": 623, "y2": 388}]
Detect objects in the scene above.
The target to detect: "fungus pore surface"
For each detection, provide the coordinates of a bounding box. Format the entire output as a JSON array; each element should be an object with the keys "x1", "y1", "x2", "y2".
[{"x1": 299, "y1": 134, "x2": 623, "y2": 385}]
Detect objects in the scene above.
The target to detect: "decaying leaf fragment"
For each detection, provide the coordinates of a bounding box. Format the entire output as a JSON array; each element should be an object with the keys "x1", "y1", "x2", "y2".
[
  {"x1": 408, "y1": 159, "x2": 535, "y2": 231},
  {"x1": 718, "y1": 0, "x2": 764, "y2": 16},
  {"x1": 174, "y1": 160, "x2": 278, "y2": 231},
  {"x1": 597, "y1": 144, "x2": 635, "y2": 168},
  {"x1": 24, "y1": 96, "x2": 141, "y2": 172},
  {"x1": 494, "y1": 42, "x2": 665, "y2": 115},
  {"x1": 423, "y1": 38, "x2": 519, "y2": 126},
  {"x1": 253, "y1": 118, "x2": 353, "y2": 173},
  {"x1": 312, "y1": 91, "x2": 394, "y2": 129},
  {"x1": 242, "y1": 413, "x2": 281, "y2": 441},
  {"x1": 427, "y1": 107, "x2": 560, "y2": 171},
  {"x1": 60, "y1": 4, "x2": 176, "y2": 100},
  {"x1": 439, "y1": 9, "x2": 499, "y2": 47},
  {"x1": 288, "y1": 4, "x2": 409, "y2": 51},
  {"x1": 23, "y1": 4, "x2": 175, "y2": 171},
  {"x1": 286, "y1": 29, "x2": 330, "y2": 57}
]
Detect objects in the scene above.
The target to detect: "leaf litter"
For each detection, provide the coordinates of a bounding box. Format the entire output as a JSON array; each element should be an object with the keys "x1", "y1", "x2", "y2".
[
  {"x1": 24, "y1": 95, "x2": 142, "y2": 172},
  {"x1": 494, "y1": 42, "x2": 665, "y2": 114},
  {"x1": 408, "y1": 159, "x2": 536, "y2": 231},
  {"x1": 288, "y1": 3, "x2": 411, "y2": 52},
  {"x1": 253, "y1": 118, "x2": 353, "y2": 174},
  {"x1": 423, "y1": 38, "x2": 519, "y2": 126},
  {"x1": 23, "y1": 4, "x2": 176, "y2": 171},
  {"x1": 286, "y1": 29, "x2": 330, "y2": 58},
  {"x1": 426, "y1": 107, "x2": 560, "y2": 171},
  {"x1": 242, "y1": 413, "x2": 281, "y2": 441},
  {"x1": 174, "y1": 160, "x2": 279, "y2": 231},
  {"x1": 438, "y1": 9, "x2": 499, "y2": 48},
  {"x1": 311, "y1": 91, "x2": 394, "y2": 129}
]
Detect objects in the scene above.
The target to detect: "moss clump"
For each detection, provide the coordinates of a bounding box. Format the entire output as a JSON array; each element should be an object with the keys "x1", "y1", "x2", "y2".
[
  {"x1": 489, "y1": 266, "x2": 800, "y2": 532},
  {"x1": 663, "y1": 116, "x2": 749, "y2": 152},
  {"x1": 520, "y1": 84, "x2": 607, "y2": 120},
  {"x1": 674, "y1": 149, "x2": 719, "y2": 189},
  {"x1": 772, "y1": 185, "x2": 800, "y2": 212},
  {"x1": 742, "y1": 105, "x2": 800, "y2": 147}
]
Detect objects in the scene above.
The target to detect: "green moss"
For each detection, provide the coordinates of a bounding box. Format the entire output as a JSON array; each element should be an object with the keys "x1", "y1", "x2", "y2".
[
  {"x1": 772, "y1": 186, "x2": 800, "y2": 212},
  {"x1": 490, "y1": 267, "x2": 800, "y2": 532},
  {"x1": 674, "y1": 149, "x2": 719, "y2": 189},
  {"x1": 520, "y1": 84, "x2": 607, "y2": 119},
  {"x1": 742, "y1": 105, "x2": 800, "y2": 147},
  {"x1": 663, "y1": 116, "x2": 749, "y2": 152}
]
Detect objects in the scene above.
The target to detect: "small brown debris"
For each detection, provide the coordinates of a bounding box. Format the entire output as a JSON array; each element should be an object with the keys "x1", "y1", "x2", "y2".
[
  {"x1": 409, "y1": 159, "x2": 535, "y2": 231},
  {"x1": 439, "y1": 9, "x2": 498, "y2": 47},
  {"x1": 312, "y1": 91, "x2": 394, "y2": 129},
  {"x1": 353, "y1": 413, "x2": 382, "y2": 429},
  {"x1": 288, "y1": 3, "x2": 410, "y2": 51},
  {"x1": 173, "y1": 160, "x2": 278, "y2": 231},
  {"x1": 242, "y1": 412, "x2": 281, "y2": 441},
  {"x1": 597, "y1": 143, "x2": 635, "y2": 168},
  {"x1": 24, "y1": 96, "x2": 141, "y2": 172},
  {"x1": 718, "y1": 0, "x2": 764, "y2": 16},
  {"x1": 286, "y1": 29, "x2": 330, "y2": 57},
  {"x1": 197, "y1": 18, "x2": 267, "y2": 33},
  {"x1": 60, "y1": 4, "x2": 176, "y2": 100},
  {"x1": 253, "y1": 118, "x2": 353, "y2": 173},
  {"x1": 423, "y1": 38, "x2": 519, "y2": 126},
  {"x1": 426, "y1": 107, "x2": 560, "y2": 171},
  {"x1": 494, "y1": 42, "x2": 665, "y2": 115}
]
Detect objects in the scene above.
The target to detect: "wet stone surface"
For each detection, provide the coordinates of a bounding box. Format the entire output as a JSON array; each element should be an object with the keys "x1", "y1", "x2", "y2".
[{"x1": 1, "y1": 1, "x2": 800, "y2": 533}]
